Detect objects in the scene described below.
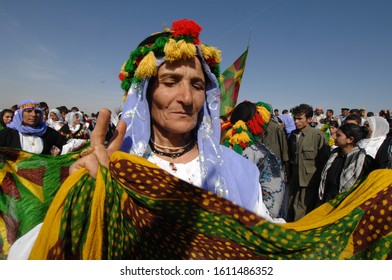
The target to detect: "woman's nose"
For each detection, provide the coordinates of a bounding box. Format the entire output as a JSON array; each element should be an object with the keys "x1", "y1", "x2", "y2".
[{"x1": 177, "y1": 83, "x2": 193, "y2": 105}]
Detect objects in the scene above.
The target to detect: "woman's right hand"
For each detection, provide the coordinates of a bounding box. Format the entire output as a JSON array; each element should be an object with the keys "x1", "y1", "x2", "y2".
[{"x1": 69, "y1": 108, "x2": 126, "y2": 178}]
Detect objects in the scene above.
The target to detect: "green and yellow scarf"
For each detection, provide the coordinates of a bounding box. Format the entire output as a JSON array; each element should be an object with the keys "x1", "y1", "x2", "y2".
[{"x1": 1, "y1": 148, "x2": 391, "y2": 260}]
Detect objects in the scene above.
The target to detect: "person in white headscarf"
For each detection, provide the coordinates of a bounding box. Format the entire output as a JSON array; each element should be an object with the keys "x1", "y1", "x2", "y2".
[
  {"x1": 59, "y1": 111, "x2": 91, "y2": 139},
  {"x1": 46, "y1": 108, "x2": 65, "y2": 131},
  {"x1": 358, "y1": 116, "x2": 390, "y2": 158}
]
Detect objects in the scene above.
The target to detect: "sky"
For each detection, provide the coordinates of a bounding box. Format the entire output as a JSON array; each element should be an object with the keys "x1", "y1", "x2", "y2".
[{"x1": 1, "y1": 0, "x2": 391, "y2": 116}]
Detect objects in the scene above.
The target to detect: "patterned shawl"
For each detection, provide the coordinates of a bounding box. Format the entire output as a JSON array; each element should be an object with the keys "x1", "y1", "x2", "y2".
[
  {"x1": 1, "y1": 148, "x2": 391, "y2": 260},
  {"x1": 319, "y1": 146, "x2": 367, "y2": 200}
]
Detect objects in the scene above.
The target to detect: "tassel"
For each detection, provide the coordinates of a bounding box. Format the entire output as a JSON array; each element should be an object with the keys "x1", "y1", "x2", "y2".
[
  {"x1": 164, "y1": 39, "x2": 196, "y2": 62},
  {"x1": 257, "y1": 106, "x2": 271, "y2": 124},
  {"x1": 134, "y1": 51, "x2": 157, "y2": 79},
  {"x1": 232, "y1": 120, "x2": 247, "y2": 130},
  {"x1": 200, "y1": 45, "x2": 222, "y2": 64},
  {"x1": 247, "y1": 113, "x2": 265, "y2": 135}
]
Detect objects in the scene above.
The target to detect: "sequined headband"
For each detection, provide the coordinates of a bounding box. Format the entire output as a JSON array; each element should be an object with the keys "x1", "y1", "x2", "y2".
[
  {"x1": 118, "y1": 18, "x2": 222, "y2": 95},
  {"x1": 19, "y1": 103, "x2": 39, "y2": 110}
]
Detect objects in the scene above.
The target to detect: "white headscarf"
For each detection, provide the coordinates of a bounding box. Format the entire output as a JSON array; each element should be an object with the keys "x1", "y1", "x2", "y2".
[
  {"x1": 65, "y1": 111, "x2": 84, "y2": 131},
  {"x1": 358, "y1": 116, "x2": 389, "y2": 158},
  {"x1": 46, "y1": 108, "x2": 64, "y2": 131}
]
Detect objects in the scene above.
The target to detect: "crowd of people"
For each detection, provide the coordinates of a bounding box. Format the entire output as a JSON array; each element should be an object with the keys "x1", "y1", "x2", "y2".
[
  {"x1": 1, "y1": 18, "x2": 392, "y2": 260},
  {"x1": 0, "y1": 101, "x2": 120, "y2": 154},
  {"x1": 221, "y1": 103, "x2": 392, "y2": 221}
]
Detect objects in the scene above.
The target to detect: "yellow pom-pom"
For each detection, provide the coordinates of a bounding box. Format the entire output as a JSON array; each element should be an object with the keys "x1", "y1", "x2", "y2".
[
  {"x1": 232, "y1": 120, "x2": 247, "y2": 130},
  {"x1": 237, "y1": 131, "x2": 251, "y2": 143},
  {"x1": 200, "y1": 44, "x2": 222, "y2": 64},
  {"x1": 257, "y1": 106, "x2": 271, "y2": 124},
  {"x1": 164, "y1": 39, "x2": 196, "y2": 62},
  {"x1": 224, "y1": 129, "x2": 233, "y2": 141},
  {"x1": 135, "y1": 51, "x2": 157, "y2": 79},
  {"x1": 229, "y1": 131, "x2": 250, "y2": 146}
]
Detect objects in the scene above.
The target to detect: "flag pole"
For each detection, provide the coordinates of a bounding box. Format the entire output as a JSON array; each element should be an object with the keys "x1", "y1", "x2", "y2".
[{"x1": 247, "y1": 28, "x2": 252, "y2": 49}]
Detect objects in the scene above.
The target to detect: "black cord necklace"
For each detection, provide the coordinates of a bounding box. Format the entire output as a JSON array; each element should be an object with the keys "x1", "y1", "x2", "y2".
[{"x1": 149, "y1": 139, "x2": 196, "y2": 158}]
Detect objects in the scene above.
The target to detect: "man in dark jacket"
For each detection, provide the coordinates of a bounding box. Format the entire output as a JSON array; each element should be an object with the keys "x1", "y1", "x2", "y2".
[{"x1": 287, "y1": 104, "x2": 331, "y2": 222}]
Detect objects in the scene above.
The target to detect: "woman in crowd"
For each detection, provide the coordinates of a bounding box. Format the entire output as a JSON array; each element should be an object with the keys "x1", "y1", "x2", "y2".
[
  {"x1": 59, "y1": 111, "x2": 91, "y2": 139},
  {"x1": 0, "y1": 100, "x2": 68, "y2": 155},
  {"x1": 221, "y1": 100, "x2": 287, "y2": 220},
  {"x1": 46, "y1": 108, "x2": 65, "y2": 131},
  {"x1": 358, "y1": 116, "x2": 390, "y2": 159},
  {"x1": 0, "y1": 108, "x2": 14, "y2": 130},
  {"x1": 318, "y1": 123, "x2": 374, "y2": 203}
]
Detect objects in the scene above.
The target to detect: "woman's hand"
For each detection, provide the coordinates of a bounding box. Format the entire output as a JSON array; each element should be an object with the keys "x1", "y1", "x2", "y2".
[{"x1": 69, "y1": 109, "x2": 126, "y2": 178}]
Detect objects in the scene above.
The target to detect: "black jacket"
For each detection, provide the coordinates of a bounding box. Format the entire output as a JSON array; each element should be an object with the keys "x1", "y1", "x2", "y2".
[{"x1": 0, "y1": 127, "x2": 68, "y2": 155}]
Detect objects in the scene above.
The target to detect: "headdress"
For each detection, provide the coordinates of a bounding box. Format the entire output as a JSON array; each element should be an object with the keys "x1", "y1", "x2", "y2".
[
  {"x1": 222, "y1": 101, "x2": 272, "y2": 154},
  {"x1": 119, "y1": 19, "x2": 222, "y2": 100},
  {"x1": 7, "y1": 99, "x2": 47, "y2": 136},
  {"x1": 118, "y1": 19, "x2": 258, "y2": 211}
]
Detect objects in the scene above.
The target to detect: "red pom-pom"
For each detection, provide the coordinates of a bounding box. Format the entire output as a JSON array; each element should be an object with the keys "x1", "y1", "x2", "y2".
[
  {"x1": 206, "y1": 58, "x2": 216, "y2": 67},
  {"x1": 171, "y1": 18, "x2": 202, "y2": 44},
  {"x1": 247, "y1": 113, "x2": 265, "y2": 135},
  {"x1": 119, "y1": 73, "x2": 126, "y2": 81}
]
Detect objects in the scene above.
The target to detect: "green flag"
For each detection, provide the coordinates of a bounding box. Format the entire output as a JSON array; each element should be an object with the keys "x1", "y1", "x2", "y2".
[{"x1": 219, "y1": 48, "x2": 249, "y2": 117}]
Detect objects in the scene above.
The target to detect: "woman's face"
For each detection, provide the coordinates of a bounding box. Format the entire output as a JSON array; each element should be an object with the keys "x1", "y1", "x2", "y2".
[
  {"x1": 22, "y1": 108, "x2": 41, "y2": 127},
  {"x1": 149, "y1": 57, "x2": 206, "y2": 137},
  {"x1": 2, "y1": 112, "x2": 13, "y2": 125},
  {"x1": 50, "y1": 112, "x2": 59, "y2": 121},
  {"x1": 73, "y1": 114, "x2": 81, "y2": 125},
  {"x1": 334, "y1": 129, "x2": 352, "y2": 148}
]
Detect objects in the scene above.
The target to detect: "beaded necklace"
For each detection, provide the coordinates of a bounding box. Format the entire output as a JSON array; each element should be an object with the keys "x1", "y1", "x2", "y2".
[
  {"x1": 149, "y1": 139, "x2": 193, "y2": 150},
  {"x1": 149, "y1": 139, "x2": 196, "y2": 158}
]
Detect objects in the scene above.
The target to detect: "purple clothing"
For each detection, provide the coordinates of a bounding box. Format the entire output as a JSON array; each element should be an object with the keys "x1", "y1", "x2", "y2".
[{"x1": 278, "y1": 114, "x2": 296, "y2": 135}]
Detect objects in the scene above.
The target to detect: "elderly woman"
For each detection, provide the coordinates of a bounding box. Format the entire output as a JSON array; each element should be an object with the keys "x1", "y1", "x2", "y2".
[
  {"x1": 8, "y1": 19, "x2": 281, "y2": 260},
  {"x1": 72, "y1": 19, "x2": 276, "y2": 218},
  {"x1": 0, "y1": 100, "x2": 68, "y2": 155}
]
